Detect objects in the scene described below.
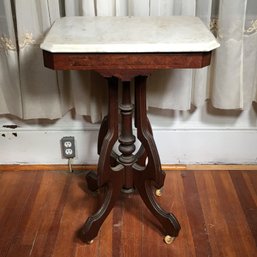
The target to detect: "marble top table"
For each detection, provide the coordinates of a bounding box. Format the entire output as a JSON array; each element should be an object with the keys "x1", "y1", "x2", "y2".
[
  {"x1": 41, "y1": 16, "x2": 219, "y2": 245},
  {"x1": 41, "y1": 16, "x2": 219, "y2": 53}
]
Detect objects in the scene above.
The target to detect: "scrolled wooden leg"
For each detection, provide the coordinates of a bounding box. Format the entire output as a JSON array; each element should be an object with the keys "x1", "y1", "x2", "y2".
[
  {"x1": 134, "y1": 75, "x2": 180, "y2": 240},
  {"x1": 134, "y1": 172, "x2": 180, "y2": 239},
  {"x1": 134, "y1": 75, "x2": 165, "y2": 187},
  {"x1": 97, "y1": 77, "x2": 119, "y2": 187},
  {"x1": 82, "y1": 76, "x2": 121, "y2": 243},
  {"x1": 135, "y1": 118, "x2": 153, "y2": 166},
  {"x1": 97, "y1": 115, "x2": 109, "y2": 155},
  {"x1": 80, "y1": 170, "x2": 123, "y2": 243}
]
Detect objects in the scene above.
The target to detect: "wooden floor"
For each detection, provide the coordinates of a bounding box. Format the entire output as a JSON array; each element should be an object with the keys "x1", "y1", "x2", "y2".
[{"x1": 0, "y1": 169, "x2": 256, "y2": 257}]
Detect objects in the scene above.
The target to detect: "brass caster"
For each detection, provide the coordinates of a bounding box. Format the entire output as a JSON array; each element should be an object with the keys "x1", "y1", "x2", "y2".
[
  {"x1": 164, "y1": 235, "x2": 175, "y2": 245},
  {"x1": 87, "y1": 240, "x2": 94, "y2": 245},
  {"x1": 155, "y1": 188, "x2": 163, "y2": 197}
]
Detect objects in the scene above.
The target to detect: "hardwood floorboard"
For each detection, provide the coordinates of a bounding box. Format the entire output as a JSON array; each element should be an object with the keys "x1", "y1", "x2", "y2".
[
  {"x1": 0, "y1": 172, "x2": 38, "y2": 257},
  {"x1": 41, "y1": 174, "x2": 71, "y2": 257},
  {"x1": 98, "y1": 203, "x2": 113, "y2": 257},
  {"x1": 74, "y1": 175, "x2": 99, "y2": 257},
  {"x1": 213, "y1": 171, "x2": 256, "y2": 257},
  {"x1": 5, "y1": 172, "x2": 43, "y2": 257},
  {"x1": 229, "y1": 171, "x2": 257, "y2": 247},
  {"x1": 0, "y1": 170, "x2": 256, "y2": 257},
  {"x1": 182, "y1": 171, "x2": 212, "y2": 257},
  {"x1": 121, "y1": 193, "x2": 143, "y2": 257},
  {"x1": 194, "y1": 171, "x2": 226, "y2": 257},
  {"x1": 170, "y1": 171, "x2": 196, "y2": 257},
  {"x1": 112, "y1": 197, "x2": 123, "y2": 257},
  {"x1": 247, "y1": 172, "x2": 257, "y2": 195},
  {"x1": 243, "y1": 172, "x2": 257, "y2": 206}
]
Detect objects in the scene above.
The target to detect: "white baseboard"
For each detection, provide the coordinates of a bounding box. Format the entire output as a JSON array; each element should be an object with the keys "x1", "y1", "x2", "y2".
[{"x1": 1, "y1": 127, "x2": 256, "y2": 165}]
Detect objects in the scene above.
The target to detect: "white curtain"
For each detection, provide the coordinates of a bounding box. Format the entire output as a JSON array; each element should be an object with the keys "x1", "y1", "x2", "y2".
[{"x1": 0, "y1": 0, "x2": 256, "y2": 122}]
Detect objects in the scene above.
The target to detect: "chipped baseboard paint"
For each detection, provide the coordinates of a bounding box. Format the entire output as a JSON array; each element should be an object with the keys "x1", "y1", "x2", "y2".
[{"x1": 0, "y1": 128, "x2": 257, "y2": 165}]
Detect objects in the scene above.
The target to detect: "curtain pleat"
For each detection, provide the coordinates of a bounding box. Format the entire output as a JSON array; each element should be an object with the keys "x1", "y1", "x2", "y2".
[
  {"x1": 0, "y1": 0, "x2": 22, "y2": 116},
  {"x1": 211, "y1": 0, "x2": 248, "y2": 109},
  {"x1": 0, "y1": 0, "x2": 256, "y2": 122}
]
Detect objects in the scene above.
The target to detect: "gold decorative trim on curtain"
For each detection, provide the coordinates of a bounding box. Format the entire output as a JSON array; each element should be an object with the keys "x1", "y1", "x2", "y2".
[
  {"x1": 0, "y1": 35, "x2": 16, "y2": 50},
  {"x1": 245, "y1": 19, "x2": 257, "y2": 34}
]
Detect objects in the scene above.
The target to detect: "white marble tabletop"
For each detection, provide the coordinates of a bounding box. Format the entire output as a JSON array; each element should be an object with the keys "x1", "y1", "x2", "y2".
[{"x1": 40, "y1": 16, "x2": 219, "y2": 53}]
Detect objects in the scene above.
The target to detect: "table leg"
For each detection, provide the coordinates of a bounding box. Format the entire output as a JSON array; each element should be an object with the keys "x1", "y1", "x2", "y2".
[
  {"x1": 133, "y1": 75, "x2": 181, "y2": 239},
  {"x1": 97, "y1": 115, "x2": 119, "y2": 168},
  {"x1": 85, "y1": 115, "x2": 109, "y2": 193},
  {"x1": 82, "y1": 75, "x2": 180, "y2": 244},
  {"x1": 97, "y1": 115, "x2": 108, "y2": 155},
  {"x1": 81, "y1": 77, "x2": 123, "y2": 243},
  {"x1": 135, "y1": 114, "x2": 153, "y2": 167}
]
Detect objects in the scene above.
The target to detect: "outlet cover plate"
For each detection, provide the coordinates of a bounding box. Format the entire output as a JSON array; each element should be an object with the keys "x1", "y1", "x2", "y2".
[{"x1": 61, "y1": 136, "x2": 75, "y2": 158}]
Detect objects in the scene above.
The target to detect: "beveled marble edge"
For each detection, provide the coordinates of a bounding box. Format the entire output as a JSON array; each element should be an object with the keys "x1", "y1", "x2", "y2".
[
  {"x1": 40, "y1": 16, "x2": 220, "y2": 53},
  {"x1": 41, "y1": 41, "x2": 219, "y2": 53}
]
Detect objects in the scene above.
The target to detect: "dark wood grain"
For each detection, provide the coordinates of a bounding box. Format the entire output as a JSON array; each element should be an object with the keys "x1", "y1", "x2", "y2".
[
  {"x1": 0, "y1": 169, "x2": 256, "y2": 257},
  {"x1": 43, "y1": 51, "x2": 212, "y2": 80},
  {"x1": 43, "y1": 51, "x2": 212, "y2": 71}
]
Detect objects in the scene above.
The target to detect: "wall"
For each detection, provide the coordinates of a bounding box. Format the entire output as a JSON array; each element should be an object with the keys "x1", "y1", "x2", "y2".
[{"x1": 0, "y1": 103, "x2": 257, "y2": 165}]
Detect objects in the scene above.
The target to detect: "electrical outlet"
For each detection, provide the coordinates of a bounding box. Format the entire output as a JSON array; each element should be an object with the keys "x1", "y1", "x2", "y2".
[{"x1": 61, "y1": 136, "x2": 75, "y2": 158}]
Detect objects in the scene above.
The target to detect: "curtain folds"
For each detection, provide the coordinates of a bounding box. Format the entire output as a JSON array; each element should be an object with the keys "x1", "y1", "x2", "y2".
[{"x1": 0, "y1": 0, "x2": 256, "y2": 122}]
